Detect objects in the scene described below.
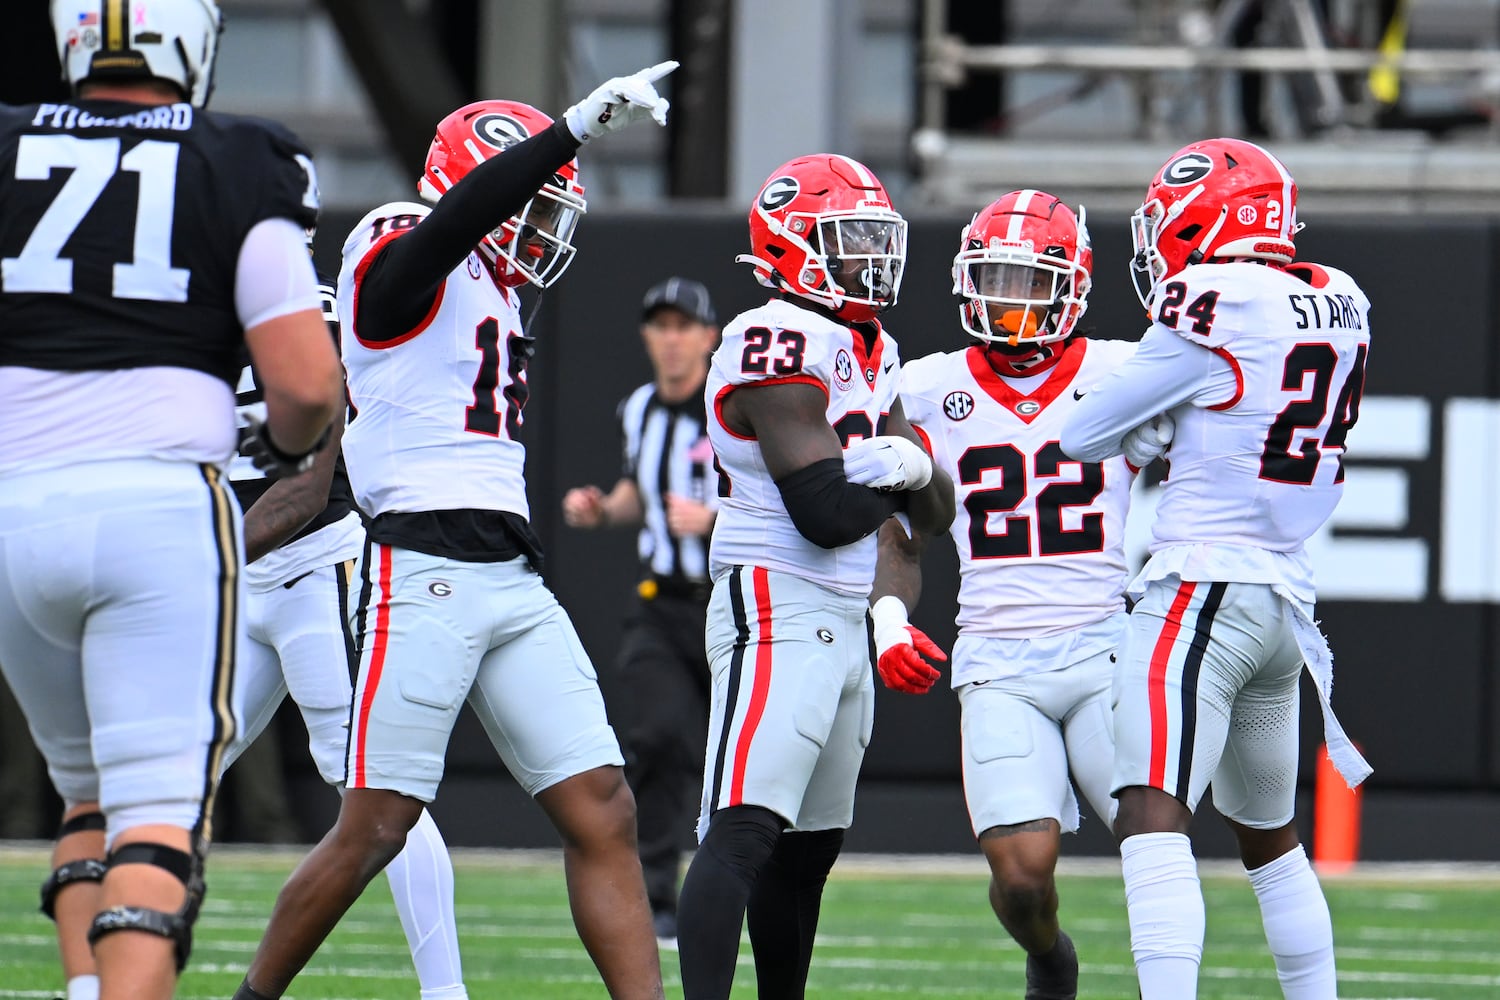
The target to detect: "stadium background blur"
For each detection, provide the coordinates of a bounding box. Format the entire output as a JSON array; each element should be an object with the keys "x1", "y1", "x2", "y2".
[{"x1": 3, "y1": 0, "x2": 1500, "y2": 862}]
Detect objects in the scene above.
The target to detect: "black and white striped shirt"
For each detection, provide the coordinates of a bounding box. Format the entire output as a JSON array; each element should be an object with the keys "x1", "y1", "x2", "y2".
[{"x1": 618, "y1": 382, "x2": 717, "y2": 585}]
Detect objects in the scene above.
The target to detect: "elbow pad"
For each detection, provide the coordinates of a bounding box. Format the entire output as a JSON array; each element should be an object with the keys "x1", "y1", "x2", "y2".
[{"x1": 776, "y1": 458, "x2": 902, "y2": 549}]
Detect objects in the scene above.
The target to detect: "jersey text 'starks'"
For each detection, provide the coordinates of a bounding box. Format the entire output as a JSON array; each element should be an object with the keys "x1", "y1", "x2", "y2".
[{"x1": 1147, "y1": 261, "x2": 1371, "y2": 555}]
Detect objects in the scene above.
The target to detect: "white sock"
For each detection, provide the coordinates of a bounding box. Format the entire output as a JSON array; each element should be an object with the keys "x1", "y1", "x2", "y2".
[
  {"x1": 382, "y1": 808, "x2": 468, "y2": 998},
  {"x1": 1247, "y1": 844, "x2": 1337, "y2": 999},
  {"x1": 66, "y1": 975, "x2": 99, "y2": 1000},
  {"x1": 1120, "y1": 832, "x2": 1204, "y2": 999}
]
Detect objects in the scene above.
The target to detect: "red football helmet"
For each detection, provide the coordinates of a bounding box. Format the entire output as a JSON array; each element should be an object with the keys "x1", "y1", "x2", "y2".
[
  {"x1": 737, "y1": 154, "x2": 907, "y2": 324},
  {"x1": 1130, "y1": 137, "x2": 1301, "y2": 306},
  {"x1": 419, "y1": 100, "x2": 586, "y2": 288},
  {"x1": 952, "y1": 190, "x2": 1092, "y2": 348}
]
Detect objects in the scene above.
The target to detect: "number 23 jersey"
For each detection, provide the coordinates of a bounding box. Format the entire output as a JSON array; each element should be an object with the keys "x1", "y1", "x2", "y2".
[
  {"x1": 901, "y1": 338, "x2": 1136, "y2": 640},
  {"x1": 707, "y1": 297, "x2": 902, "y2": 597},
  {"x1": 337, "y1": 202, "x2": 530, "y2": 520}
]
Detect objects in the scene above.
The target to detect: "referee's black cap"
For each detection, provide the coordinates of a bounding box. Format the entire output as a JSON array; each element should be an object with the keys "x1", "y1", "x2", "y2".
[{"x1": 642, "y1": 277, "x2": 716, "y2": 325}]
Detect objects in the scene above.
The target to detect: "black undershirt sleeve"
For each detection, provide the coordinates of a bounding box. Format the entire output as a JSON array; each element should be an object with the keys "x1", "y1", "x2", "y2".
[
  {"x1": 775, "y1": 457, "x2": 904, "y2": 550},
  {"x1": 355, "y1": 120, "x2": 582, "y2": 342}
]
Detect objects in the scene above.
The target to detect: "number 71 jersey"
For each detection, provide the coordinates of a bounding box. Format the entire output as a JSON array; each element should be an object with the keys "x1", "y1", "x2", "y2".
[
  {"x1": 901, "y1": 339, "x2": 1137, "y2": 639},
  {"x1": 707, "y1": 297, "x2": 903, "y2": 597},
  {"x1": 337, "y1": 201, "x2": 531, "y2": 520}
]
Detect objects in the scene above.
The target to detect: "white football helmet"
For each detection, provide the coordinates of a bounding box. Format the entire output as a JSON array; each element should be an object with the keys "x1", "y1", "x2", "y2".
[{"x1": 51, "y1": 0, "x2": 223, "y2": 108}]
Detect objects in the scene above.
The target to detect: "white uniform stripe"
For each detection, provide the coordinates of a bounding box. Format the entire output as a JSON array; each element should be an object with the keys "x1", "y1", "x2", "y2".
[
  {"x1": 1005, "y1": 189, "x2": 1038, "y2": 242},
  {"x1": 833, "y1": 154, "x2": 876, "y2": 188},
  {"x1": 1243, "y1": 140, "x2": 1295, "y2": 239},
  {"x1": 348, "y1": 542, "x2": 390, "y2": 780}
]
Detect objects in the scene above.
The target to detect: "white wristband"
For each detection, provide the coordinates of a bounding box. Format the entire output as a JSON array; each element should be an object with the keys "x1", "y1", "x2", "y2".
[{"x1": 870, "y1": 595, "x2": 909, "y2": 632}]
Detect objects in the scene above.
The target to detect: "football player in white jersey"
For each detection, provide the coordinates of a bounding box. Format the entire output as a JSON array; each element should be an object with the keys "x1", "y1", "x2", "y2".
[
  {"x1": 1061, "y1": 138, "x2": 1373, "y2": 1000},
  {"x1": 870, "y1": 190, "x2": 1149, "y2": 1000},
  {"x1": 223, "y1": 275, "x2": 470, "y2": 1000},
  {"x1": 675, "y1": 154, "x2": 955, "y2": 1000},
  {"x1": 230, "y1": 65, "x2": 678, "y2": 1000}
]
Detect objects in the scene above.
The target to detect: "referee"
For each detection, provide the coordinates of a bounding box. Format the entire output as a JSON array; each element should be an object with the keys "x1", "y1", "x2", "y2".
[{"x1": 562, "y1": 277, "x2": 720, "y2": 946}]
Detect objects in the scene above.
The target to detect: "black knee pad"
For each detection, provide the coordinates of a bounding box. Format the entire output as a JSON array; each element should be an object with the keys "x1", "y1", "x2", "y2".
[
  {"x1": 40, "y1": 811, "x2": 108, "y2": 920},
  {"x1": 700, "y1": 805, "x2": 785, "y2": 882},
  {"x1": 40, "y1": 859, "x2": 108, "y2": 920},
  {"x1": 57, "y1": 810, "x2": 107, "y2": 838},
  {"x1": 85, "y1": 841, "x2": 202, "y2": 971},
  {"x1": 778, "y1": 827, "x2": 844, "y2": 882}
]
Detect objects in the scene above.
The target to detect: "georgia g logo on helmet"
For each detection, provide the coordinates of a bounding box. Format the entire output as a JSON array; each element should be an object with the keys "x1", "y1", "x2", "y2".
[
  {"x1": 472, "y1": 113, "x2": 530, "y2": 151},
  {"x1": 758, "y1": 176, "x2": 800, "y2": 212},
  {"x1": 1161, "y1": 152, "x2": 1213, "y2": 186}
]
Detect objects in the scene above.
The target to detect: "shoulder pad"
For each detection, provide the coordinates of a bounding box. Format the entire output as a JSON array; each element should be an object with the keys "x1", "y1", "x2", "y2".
[
  {"x1": 342, "y1": 201, "x2": 431, "y2": 263},
  {"x1": 1147, "y1": 263, "x2": 1255, "y2": 349},
  {"x1": 715, "y1": 300, "x2": 846, "y2": 389}
]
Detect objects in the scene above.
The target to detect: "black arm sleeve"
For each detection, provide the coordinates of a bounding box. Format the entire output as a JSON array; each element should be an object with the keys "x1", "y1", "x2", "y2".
[
  {"x1": 775, "y1": 458, "x2": 904, "y2": 550},
  {"x1": 356, "y1": 120, "x2": 582, "y2": 342}
]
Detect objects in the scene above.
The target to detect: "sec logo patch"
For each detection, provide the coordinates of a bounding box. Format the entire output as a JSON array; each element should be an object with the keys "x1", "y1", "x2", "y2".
[
  {"x1": 833, "y1": 349, "x2": 854, "y2": 390},
  {"x1": 943, "y1": 390, "x2": 975, "y2": 421}
]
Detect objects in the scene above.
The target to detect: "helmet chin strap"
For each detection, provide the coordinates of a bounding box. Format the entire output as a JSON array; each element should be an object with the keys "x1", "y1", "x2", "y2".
[{"x1": 982, "y1": 339, "x2": 1062, "y2": 378}]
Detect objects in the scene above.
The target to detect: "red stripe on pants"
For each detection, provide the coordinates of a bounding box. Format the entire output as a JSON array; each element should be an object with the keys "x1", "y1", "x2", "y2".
[
  {"x1": 353, "y1": 544, "x2": 393, "y2": 787},
  {"x1": 1148, "y1": 581, "x2": 1197, "y2": 790},
  {"x1": 729, "y1": 567, "x2": 775, "y2": 806}
]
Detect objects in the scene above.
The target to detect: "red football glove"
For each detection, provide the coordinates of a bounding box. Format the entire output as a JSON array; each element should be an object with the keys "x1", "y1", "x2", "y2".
[{"x1": 870, "y1": 597, "x2": 947, "y2": 694}]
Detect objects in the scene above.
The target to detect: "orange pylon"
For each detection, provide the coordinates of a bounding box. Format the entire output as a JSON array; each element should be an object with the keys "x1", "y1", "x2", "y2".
[{"x1": 1312, "y1": 742, "x2": 1362, "y2": 873}]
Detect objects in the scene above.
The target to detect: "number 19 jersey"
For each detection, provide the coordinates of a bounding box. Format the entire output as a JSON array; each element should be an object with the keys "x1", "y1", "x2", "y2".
[
  {"x1": 338, "y1": 202, "x2": 530, "y2": 520},
  {"x1": 707, "y1": 297, "x2": 902, "y2": 597}
]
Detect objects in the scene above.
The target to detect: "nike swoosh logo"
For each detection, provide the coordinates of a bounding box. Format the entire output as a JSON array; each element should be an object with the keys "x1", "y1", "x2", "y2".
[
  {"x1": 1073, "y1": 389, "x2": 1087, "y2": 400},
  {"x1": 883, "y1": 362, "x2": 895, "y2": 373}
]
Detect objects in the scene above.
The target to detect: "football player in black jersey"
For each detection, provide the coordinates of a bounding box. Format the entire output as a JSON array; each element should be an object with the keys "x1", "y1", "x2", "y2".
[{"x1": 0, "y1": 3, "x2": 342, "y2": 999}]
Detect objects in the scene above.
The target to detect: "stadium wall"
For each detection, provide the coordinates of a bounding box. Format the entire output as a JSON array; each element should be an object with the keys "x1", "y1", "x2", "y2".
[{"x1": 305, "y1": 210, "x2": 1500, "y2": 861}]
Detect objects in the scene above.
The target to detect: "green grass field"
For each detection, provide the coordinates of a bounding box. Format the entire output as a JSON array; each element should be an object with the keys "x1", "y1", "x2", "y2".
[{"x1": 2, "y1": 845, "x2": 1497, "y2": 999}]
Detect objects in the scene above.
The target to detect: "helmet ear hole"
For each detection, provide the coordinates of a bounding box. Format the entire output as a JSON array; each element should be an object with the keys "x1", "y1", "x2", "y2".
[{"x1": 1176, "y1": 224, "x2": 1203, "y2": 242}]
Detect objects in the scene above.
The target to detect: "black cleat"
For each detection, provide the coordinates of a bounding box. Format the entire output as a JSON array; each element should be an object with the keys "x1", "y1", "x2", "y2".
[{"x1": 1024, "y1": 929, "x2": 1078, "y2": 1000}]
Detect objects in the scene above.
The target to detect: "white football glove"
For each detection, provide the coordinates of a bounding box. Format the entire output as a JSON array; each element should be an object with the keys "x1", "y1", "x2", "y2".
[
  {"x1": 563, "y1": 61, "x2": 678, "y2": 143},
  {"x1": 843, "y1": 436, "x2": 933, "y2": 492},
  {"x1": 1122, "y1": 411, "x2": 1176, "y2": 469}
]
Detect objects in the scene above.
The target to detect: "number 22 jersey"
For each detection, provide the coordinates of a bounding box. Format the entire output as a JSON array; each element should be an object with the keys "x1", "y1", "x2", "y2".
[
  {"x1": 901, "y1": 338, "x2": 1136, "y2": 642},
  {"x1": 707, "y1": 297, "x2": 903, "y2": 598}
]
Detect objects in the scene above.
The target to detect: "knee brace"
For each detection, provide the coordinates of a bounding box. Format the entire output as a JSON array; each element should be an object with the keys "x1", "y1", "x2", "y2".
[
  {"x1": 85, "y1": 841, "x2": 204, "y2": 972},
  {"x1": 40, "y1": 811, "x2": 108, "y2": 920}
]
